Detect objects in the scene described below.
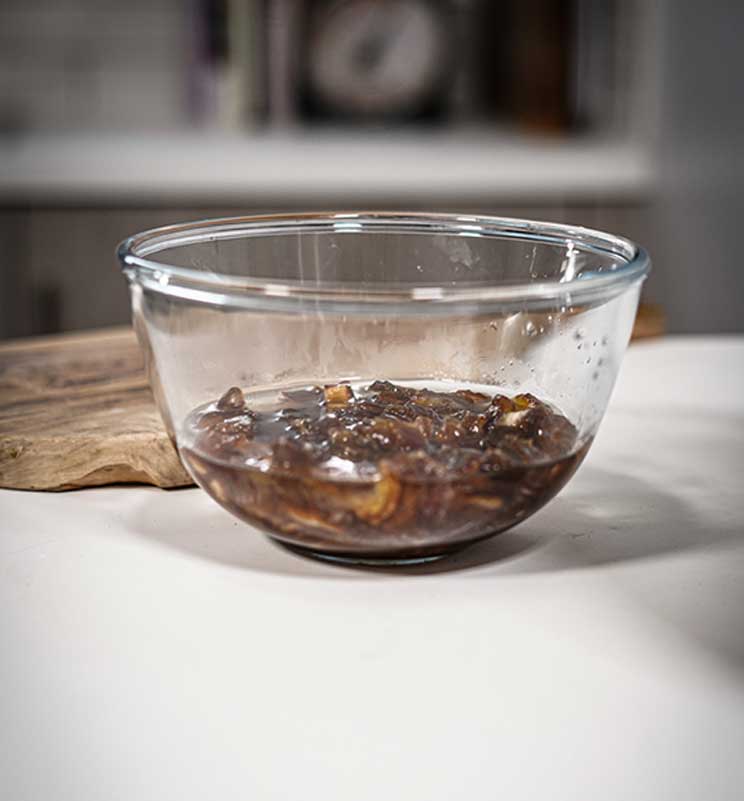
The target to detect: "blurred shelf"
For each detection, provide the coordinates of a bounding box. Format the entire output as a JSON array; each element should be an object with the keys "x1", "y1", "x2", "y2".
[{"x1": 0, "y1": 132, "x2": 655, "y2": 205}]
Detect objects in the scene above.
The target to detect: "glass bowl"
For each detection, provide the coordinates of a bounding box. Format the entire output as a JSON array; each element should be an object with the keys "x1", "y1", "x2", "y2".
[{"x1": 118, "y1": 212, "x2": 650, "y2": 565}]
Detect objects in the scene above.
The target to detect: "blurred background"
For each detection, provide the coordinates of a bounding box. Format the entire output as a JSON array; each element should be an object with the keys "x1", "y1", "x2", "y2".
[{"x1": 0, "y1": 0, "x2": 742, "y2": 340}]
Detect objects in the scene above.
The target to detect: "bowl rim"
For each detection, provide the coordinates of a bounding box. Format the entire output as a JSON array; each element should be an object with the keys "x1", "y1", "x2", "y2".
[{"x1": 117, "y1": 211, "x2": 650, "y2": 312}]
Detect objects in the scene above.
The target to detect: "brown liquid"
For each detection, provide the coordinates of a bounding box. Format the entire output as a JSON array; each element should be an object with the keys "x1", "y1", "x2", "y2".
[{"x1": 181, "y1": 381, "x2": 589, "y2": 561}]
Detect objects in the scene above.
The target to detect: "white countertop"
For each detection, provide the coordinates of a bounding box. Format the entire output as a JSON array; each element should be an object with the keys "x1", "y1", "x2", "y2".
[{"x1": 2, "y1": 336, "x2": 743, "y2": 801}]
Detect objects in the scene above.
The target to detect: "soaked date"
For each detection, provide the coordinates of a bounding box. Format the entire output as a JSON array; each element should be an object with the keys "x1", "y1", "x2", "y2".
[{"x1": 181, "y1": 380, "x2": 589, "y2": 561}]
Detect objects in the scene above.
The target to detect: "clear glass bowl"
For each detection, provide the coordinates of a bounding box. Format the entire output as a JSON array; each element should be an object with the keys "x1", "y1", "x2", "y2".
[{"x1": 118, "y1": 212, "x2": 650, "y2": 565}]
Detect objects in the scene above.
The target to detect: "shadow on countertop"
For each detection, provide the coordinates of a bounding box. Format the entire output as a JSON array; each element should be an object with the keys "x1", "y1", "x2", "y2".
[
  {"x1": 128, "y1": 463, "x2": 744, "y2": 670},
  {"x1": 128, "y1": 465, "x2": 738, "y2": 579}
]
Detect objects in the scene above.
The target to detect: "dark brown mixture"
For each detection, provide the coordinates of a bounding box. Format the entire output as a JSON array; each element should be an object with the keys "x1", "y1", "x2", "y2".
[{"x1": 181, "y1": 381, "x2": 588, "y2": 560}]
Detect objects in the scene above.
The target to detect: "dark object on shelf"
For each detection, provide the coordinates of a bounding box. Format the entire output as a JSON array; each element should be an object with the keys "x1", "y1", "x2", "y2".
[
  {"x1": 572, "y1": 0, "x2": 621, "y2": 133},
  {"x1": 510, "y1": 0, "x2": 574, "y2": 132},
  {"x1": 193, "y1": 0, "x2": 629, "y2": 133},
  {"x1": 299, "y1": 0, "x2": 455, "y2": 123},
  {"x1": 191, "y1": 0, "x2": 268, "y2": 128},
  {"x1": 476, "y1": 0, "x2": 574, "y2": 132}
]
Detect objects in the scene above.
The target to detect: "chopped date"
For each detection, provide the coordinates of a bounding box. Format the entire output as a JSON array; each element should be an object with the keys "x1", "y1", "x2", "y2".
[{"x1": 181, "y1": 380, "x2": 588, "y2": 559}]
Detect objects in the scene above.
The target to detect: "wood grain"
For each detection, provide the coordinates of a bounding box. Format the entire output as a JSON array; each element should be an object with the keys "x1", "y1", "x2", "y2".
[
  {"x1": 631, "y1": 303, "x2": 666, "y2": 340},
  {"x1": 0, "y1": 304, "x2": 664, "y2": 493},
  {"x1": 0, "y1": 327, "x2": 193, "y2": 491}
]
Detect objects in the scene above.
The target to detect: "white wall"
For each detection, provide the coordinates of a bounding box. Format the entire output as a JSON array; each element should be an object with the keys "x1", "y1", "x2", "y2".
[{"x1": 653, "y1": 0, "x2": 744, "y2": 333}]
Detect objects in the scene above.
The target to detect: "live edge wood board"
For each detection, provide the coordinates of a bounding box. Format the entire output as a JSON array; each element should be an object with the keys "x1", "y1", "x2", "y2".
[
  {"x1": 0, "y1": 327, "x2": 192, "y2": 491},
  {"x1": 0, "y1": 305, "x2": 664, "y2": 492}
]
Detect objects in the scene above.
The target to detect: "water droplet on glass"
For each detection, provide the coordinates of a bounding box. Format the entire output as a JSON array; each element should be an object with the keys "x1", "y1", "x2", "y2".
[
  {"x1": 573, "y1": 328, "x2": 585, "y2": 341},
  {"x1": 585, "y1": 357, "x2": 592, "y2": 365},
  {"x1": 524, "y1": 320, "x2": 536, "y2": 336},
  {"x1": 416, "y1": 264, "x2": 423, "y2": 272},
  {"x1": 601, "y1": 335, "x2": 609, "y2": 346},
  {"x1": 508, "y1": 359, "x2": 514, "y2": 366},
  {"x1": 577, "y1": 343, "x2": 583, "y2": 350},
  {"x1": 489, "y1": 321, "x2": 499, "y2": 330}
]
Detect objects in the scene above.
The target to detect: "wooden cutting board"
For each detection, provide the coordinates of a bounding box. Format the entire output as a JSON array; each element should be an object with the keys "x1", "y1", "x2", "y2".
[
  {"x1": 0, "y1": 305, "x2": 664, "y2": 492},
  {"x1": 0, "y1": 327, "x2": 193, "y2": 491}
]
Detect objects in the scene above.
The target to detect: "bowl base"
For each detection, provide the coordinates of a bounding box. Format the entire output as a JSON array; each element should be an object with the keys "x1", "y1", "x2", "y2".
[{"x1": 270, "y1": 538, "x2": 455, "y2": 567}]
